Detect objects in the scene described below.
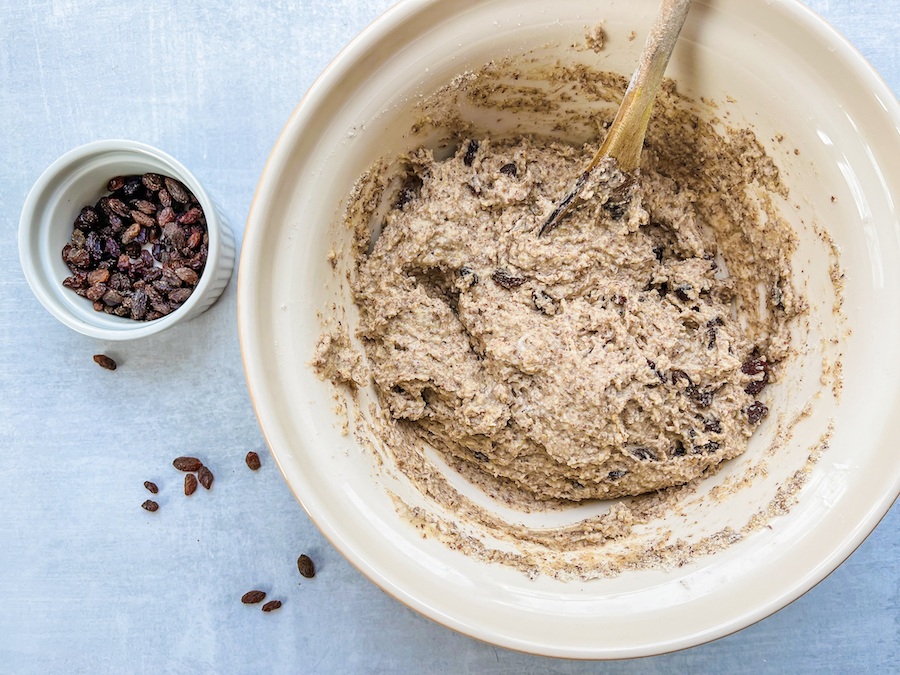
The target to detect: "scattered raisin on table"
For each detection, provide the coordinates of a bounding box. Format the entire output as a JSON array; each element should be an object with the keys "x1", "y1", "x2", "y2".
[
  {"x1": 172, "y1": 456, "x2": 203, "y2": 472},
  {"x1": 141, "y1": 500, "x2": 159, "y2": 512},
  {"x1": 241, "y1": 590, "x2": 266, "y2": 604},
  {"x1": 197, "y1": 465, "x2": 214, "y2": 490},
  {"x1": 261, "y1": 600, "x2": 282, "y2": 612},
  {"x1": 245, "y1": 452, "x2": 261, "y2": 471},
  {"x1": 297, "y1": 555, "x2": 316, "y2": 579},
  {"x1": 93, "y1": 354, "x2": 117, "y2": 370},
  {"x1": 143, "y1": 481, "x2": 158, "y2": 494},
  {"x1": 184, "y1": 473, "x2": 198, "y2": 496}
]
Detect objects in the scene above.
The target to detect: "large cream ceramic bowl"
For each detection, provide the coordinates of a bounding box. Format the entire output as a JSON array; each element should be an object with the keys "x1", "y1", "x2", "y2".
[{"x1": 240, "y1": 0, "x2": 900, "y2": 658}]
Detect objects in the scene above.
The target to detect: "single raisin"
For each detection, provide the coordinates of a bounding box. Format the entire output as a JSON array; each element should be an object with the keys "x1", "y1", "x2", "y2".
[
  {"x1": 164, "y1": 177, "x2": 190, "y2": 203},
  {"x1": 492, "y1": 269, "x2": 526, "y2": 289},
  {"x1": 184, "y1": 473, "x2": 198, "y2": 496},
  {"x1": 297, "y1": 554, "x2": 316, "y2": 579},
  {"x1": 93, "y1": 354, "x2": 117, "y2": 370},
  {"x1": 173, "y1": 457, "x2": 203, "y2": 472},
  {"x1": 141, "y1": 500, "x2": 159, "y2": 512},
  {"x1": 630, "y1": 447, "x2": 659, "y2": 461},
  {"x1": 741, "y1": 358, "x2": 768, "y2": 375},
  {"x1": 747, "y1": 401, "x2": 769, "y2": 425},
  {"x1": 608, "y1": 470, "x2": 627, "y2": 480},
  {"x1": 463, "y1": 140, "x2": 479, "y2": 167},
  {"x1": 241, "y1": 590, "x2": 266, "y2": 604},
  {"x1": 144, "y1": 481, "x2": 158, "y2": 494},
  {"x1": 261, "y1": 600, "x2": 282, "y2": 612},
  {"x1": 499, "y1": 163, "x2": 517, "y2": 177},
  {"x1": 197, "y1": 465, "x2": 214, "y2": 490},
  {"x1": 704, "y1": 419, "x2": 722, "y2": 434},
  {"x1": 245, "y1": 452, "x2": 261, "y2": 470},
  {"x1": 142, "y1": 173, "x2": 164, "y2": 192}
]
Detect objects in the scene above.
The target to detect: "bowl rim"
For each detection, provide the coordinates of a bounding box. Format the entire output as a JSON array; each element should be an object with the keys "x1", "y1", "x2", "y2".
[
  {"x1": 18, "y1": 138, "x2": 225, "y2": 341},
  {"x1": 238, "y1": 0, "x2": 900, "y2": 659}
]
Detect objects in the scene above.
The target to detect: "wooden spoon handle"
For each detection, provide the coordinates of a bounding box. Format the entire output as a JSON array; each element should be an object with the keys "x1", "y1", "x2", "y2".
[
  {"x1": 594, "y1": 0, "x2": 692, "y2": 172},
  {"x1": 538, "y1": 0, "x2": 691, "y2": 236}
]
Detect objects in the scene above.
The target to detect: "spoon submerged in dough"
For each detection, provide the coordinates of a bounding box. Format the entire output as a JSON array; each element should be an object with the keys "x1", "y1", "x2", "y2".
[{"x1": 539, "y1": 0, "x2": 692, "y2": 236}]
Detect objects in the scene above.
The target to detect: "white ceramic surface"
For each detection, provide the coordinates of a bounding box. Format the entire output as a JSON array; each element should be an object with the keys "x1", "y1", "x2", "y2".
[
  {"x1": 239, "y1": 0, "x2": 900, "y2": 659},
  {"x1": 19, "y1": 140, "x2": 235, "y2": 340}
]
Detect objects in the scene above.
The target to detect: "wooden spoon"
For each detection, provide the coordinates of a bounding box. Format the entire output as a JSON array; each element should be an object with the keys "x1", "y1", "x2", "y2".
[{"x1": 539, "y1": 0, "x2": 692, "y2": 236}]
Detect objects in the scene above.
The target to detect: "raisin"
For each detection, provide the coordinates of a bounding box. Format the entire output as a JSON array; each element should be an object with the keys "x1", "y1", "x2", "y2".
[
  {"x1": 121, "y1": 223, "x2": 141, "y2": 245},
  {"x1": 177, "y1": 207, "x2": 203, "y2": 225},
  {"x1": 184, "y1": 473, "x2": 198, "y2": 496},
  {"x1": 173, "y1": 457, "x2": 202, "y2": 472},
  {"x1": 297, "y1": 554, "x2": 316, "y2": 579},
  {"x1": 463, "y1": 140, "x2": 479, "y2": 166},
  {"x1": 141, "y1": 500, "x2": 159, "y2": 512},
  {"x1": 107, "y1": 176, "x2": 126, "y2": 191},
  {"x1": 121, "y1": 178, "x2": 143, "y2": 198},
  {"x1": 86, "y1": 284, "x2": 107, "y2": 301},
  {"x1": 157, "y1": 206, "x2": 176, "y2": 227},
  {"x1": 197, "y1": 465, "x2": 214, "y2": 490},
  {"x1": 473, "y1": 451, "x2": 489, "y2": 462},
  {"x1": 532, "y1": 290, "x2": 559, "y2": 316},
  {"x1": 174, "y1": 267, "x2": 199, "y2": 285},
  {"x1": 653, "y1": 246, "x2": 664, "y2": 262},
  {"x1": 630, "y1": 447, "x2": 659, "y2": 461},
  {"x1": 747, "y1": 401, "x2": 769, "y2": 425},
  {"x1": 745, "y1": 375, "x2": 769, "y2": 395},
  {"x1": 75, "y1": 206, "x2": 101, "y2": 231},
  {"x1": 741, "y1": 358, "x2": 768, "y2": 375},
  {"x1": 241, "y1": 591, "x2": 266, "y2": 604},
  {"x1": 647, "y1": 359, "x2": 667, "y2": 383},
  {"x1": 158, "y1": 189, "x2": 172, "y2": 207},
  {"x1": 102, "y1": 289, "x2": 123, "y2": 306},
  {"x1": 131, "y1": 288, "x2": 148, "y2": 320},
  {"x1": 692, "y1": 389, "x2": 714, "y2": 408},
  {"x1": 492, "y1": 269, "x2": 526, "y2": 289},
  {"x1": 142, "y1": 173, "x2": 164, "y2": 192},
  {"x1": 107, "y1": 198, "x2": 131, "y2": 218},
  {"x1": 499, "y1": 163, "x2": 517, "y2": 177},
  {"x1": 707, "y1": 325, "x2": 717, "y2": 349},
  {"x1": 62, "y1": 274, "x2": 87, "y2": 290},
  {"x1": 87, "y1": 269, "x2": 109, "y2": 285},
  {"x1": 144, "y1": 481, "x2": 158, "y2": 494},
  {"x1": 85, "y1": 231, "x2": 103, "y2": 263},
  {"x1": 131, "y1": 210, "x2": 156, "y2": 228},
  {"x1": 186, "y1": 230, "x2": 202, "y2": 250},
  {"x1": 104, "y1": 237, "x2": 121, "y2": 260},
  {"x1": 671, "y1": 369, "x2": 692, "y2": 387},
  {"x1": 704, "y1": 418, "x2": 722, "y2": 434},
  {"x1": 261, "y1": 600, "x2": 282, "y2": 612},
  {"x1": 169, "y1": 288, "x2": 192, "y2": 304},
  {"x1": 458, "y1": 266, "x2": 478, "y2": 289},
  {"x1": 674, "y1": 284, "x2": 692, "y2": 302},
  {"x1": 603, "y1": 200, "x2": 626, "y2": 220},
  {"x1": 93, "y1": 354, "x2": 117, "y2": 370},
  {"x1": 672, "y1": 441, "x2": 687, "y2": 457},
  {"x1": 608, "y1": 470, "x2": 627, "y2": 480},
  {"x1": 692, "y1": 440, "x2": 720, "y2": 454},
  {"x1": 245, "y1": 451, "x2": 261, "y2": 470},
  {"x1": 164, "y1": 177, "x2": 191, "y2": 203}
]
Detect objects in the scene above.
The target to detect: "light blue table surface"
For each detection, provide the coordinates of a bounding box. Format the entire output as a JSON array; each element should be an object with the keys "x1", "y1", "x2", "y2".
[{"x1": 2, "y1": 1, "x2": 899, "y2": 672}]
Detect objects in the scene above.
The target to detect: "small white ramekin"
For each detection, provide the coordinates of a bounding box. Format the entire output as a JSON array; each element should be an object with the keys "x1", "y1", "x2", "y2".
[{"x1": 19, "y1": 140, "x2": 235, "y2": 340}]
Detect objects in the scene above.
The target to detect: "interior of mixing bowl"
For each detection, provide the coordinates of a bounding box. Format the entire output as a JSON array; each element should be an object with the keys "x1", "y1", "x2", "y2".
[{"x1": 240, "y1": 0, "x2": 900, "y2": 658}]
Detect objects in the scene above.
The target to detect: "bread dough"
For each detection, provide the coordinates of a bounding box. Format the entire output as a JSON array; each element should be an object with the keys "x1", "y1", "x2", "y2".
[{"x1": 350, "y1": 126, "x2": 798, "y2": 501}]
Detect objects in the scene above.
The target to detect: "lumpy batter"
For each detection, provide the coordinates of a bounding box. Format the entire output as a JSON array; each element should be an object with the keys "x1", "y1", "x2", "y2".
[{"x1": 346, "y1": 119, "x2": 799, "y2": 501}]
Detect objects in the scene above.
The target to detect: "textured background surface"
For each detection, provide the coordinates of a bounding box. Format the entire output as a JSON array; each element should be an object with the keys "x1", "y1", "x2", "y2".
[{"x1": 2, "y1": 0, "x2": 899, "y2": 672}]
